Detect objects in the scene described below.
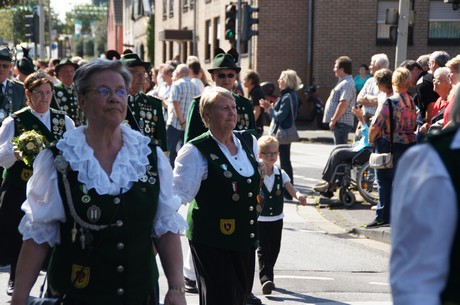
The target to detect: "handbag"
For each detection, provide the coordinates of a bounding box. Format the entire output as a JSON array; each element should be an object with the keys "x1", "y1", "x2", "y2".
[
  {"x1": 369, "y1": 98, "x2": 394, "y2": 169},
  {"x1": 274, "y1": 93, "x2": 299, "y2": 145}
]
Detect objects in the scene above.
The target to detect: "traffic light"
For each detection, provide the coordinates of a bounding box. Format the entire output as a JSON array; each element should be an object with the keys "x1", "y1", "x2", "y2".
[
  {"x1": 24, "y1": 13, "x2": 39, "y2": 43},
  {"x1": 225, "y1": 4, "x2": 236, "y2": 42},
  {"x1": 241, "y1": 4, "x2": 259, "y2": 41}
]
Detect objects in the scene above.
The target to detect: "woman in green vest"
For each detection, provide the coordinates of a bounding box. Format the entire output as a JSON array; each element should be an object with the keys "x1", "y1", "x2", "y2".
[
  {"x1": 0, "y1": 70, "x2": 75, "y2": 297},
  {"x1": 11, "y1": 59, "x2": 186, "y2": 305},
  {"x1": 173, "y1": 86, "x2": 264, "y2": 305}
]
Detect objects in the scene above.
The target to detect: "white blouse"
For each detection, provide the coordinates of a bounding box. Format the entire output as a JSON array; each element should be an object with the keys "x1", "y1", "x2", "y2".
[
  {"x1": 19, "y1": 124, "x2": 186, "y2": 246},
  {"x1": 173, "y1": 132, "x2": 259, "y2": 205},
  {"x1": 0, "y1": 108, "x2": 75, "y2": 169}
]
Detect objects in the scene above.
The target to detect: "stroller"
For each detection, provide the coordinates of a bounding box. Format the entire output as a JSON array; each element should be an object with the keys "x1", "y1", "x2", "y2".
[{"x1": 317, "y1": 149, "x2": 378, "y2": 207}]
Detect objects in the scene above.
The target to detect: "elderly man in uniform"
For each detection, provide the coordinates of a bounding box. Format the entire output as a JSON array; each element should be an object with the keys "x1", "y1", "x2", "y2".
[
  {"x1": 120, "y1": 53, "x2": 167, "y2": 153},
  {"x1": 51, "y1": 58, "x2": 84, "y2": 126},
  {"x1": 183, "y1": 52, "x2": 260, "y2": 305}
]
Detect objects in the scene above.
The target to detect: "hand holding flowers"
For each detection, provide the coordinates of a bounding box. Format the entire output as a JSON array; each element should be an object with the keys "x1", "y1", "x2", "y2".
[{"x1": 11, "y1": 130, "x2": 46, "y2": 166}]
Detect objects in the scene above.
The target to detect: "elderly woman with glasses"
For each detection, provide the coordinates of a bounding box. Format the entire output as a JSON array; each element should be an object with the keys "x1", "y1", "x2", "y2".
[
  {"x1": 0, "y1": 70, "x2": 75, "y2": 297},
  {"x1": 11, "y1": 59, "x2": 186, "y2": 305}
]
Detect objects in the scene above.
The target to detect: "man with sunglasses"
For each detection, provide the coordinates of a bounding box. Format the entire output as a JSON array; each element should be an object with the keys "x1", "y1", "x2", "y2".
[
  {"x1": 51, "y1": 58, "x2": 84, "y2": 126},
  {"x1": 120, "y1": 53, "x2": 167, "y2": 152},
  {"x1": 184, "y1": 53, "x2": 256, "y2": 143}
]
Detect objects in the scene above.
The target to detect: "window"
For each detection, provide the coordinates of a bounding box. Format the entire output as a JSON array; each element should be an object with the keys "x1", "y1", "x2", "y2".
[
  {"x1": 190, "y1": 0, "x2": 194, "y2": 10},
  {"x1": 428, "y1": 0, "x2": 460, "y2": 45},
  {"x1": 183, "y1": 0, "x2": 188, "y2": 12},
  {"x1": 376, "y1": 0, "x2": 414, "y2": 45},
  {"x1": 163, "y1": 0, "x2": 167, "y2": 19},
  {"x1": 213, "y1": 17, "x2": 220, "y2": 57},
  {"x1": 205, "y1": 20, "x2": 211, "y2": 61},
  {"x1": 169, "y1": 0, "x2": 174, "y2": 17}
]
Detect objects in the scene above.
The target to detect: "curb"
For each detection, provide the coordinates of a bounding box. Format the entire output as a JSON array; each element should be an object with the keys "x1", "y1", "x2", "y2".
[{"x1": 352, "y1": 227, "x2": 391, "y2": 244}]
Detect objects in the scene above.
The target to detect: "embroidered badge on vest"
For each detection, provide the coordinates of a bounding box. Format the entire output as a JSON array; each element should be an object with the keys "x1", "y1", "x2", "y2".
[
  {"x1": 220, "y1": 219, "x2": 235, "y2": 235},
  {"x1": 71, "y1": 264, "x2": 90, "y2": 289},
  {"x1": 20, "y1": 168, "x2": 33, "y2": 181}
]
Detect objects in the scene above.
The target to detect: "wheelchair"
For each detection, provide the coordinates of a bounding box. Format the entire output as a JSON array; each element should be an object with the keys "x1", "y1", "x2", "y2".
[{"x1": 318, "y1": 149, "x2": 378, "y2": 207}]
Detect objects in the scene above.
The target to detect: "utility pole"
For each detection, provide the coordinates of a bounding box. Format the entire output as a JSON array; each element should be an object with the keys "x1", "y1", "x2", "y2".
[
  {"x1": 38, "y1": 0, "x2": 45, "y2": 59},
  {"x1": 395, "y1": 0, "x2": 410, "y2": 69},
  {"x1": 236, "y1": 0, "x2": 241, "y2": 57}
]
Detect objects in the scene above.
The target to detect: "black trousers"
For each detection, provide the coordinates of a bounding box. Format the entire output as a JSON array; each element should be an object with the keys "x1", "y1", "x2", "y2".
[
  {"x1": 189, "y1": 241, "x2": 255, "y2": 305},
  {"x1": 257, "y1": 219, "x2": 283, "y2": 284}
]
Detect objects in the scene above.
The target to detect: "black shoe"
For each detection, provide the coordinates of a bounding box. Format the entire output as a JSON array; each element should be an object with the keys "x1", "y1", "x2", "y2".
[
  {"x1": 246, "y1": 292, "x2": 262, "y2": 305},
  {"x1": 6, "y1": 280, "x2": 13, "y2": 296},
  {"x1": 365, "y1": 220, "x2": 389, "y2": 228},
  {"x1": 184, "y1": 277, "x2": 198, "y2": 294},
  {"x1": 262, "y1": 280, "x2": 275, "y2": 295}
]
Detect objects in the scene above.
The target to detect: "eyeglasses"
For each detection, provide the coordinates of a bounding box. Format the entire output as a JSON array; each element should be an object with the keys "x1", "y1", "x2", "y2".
[
  {"x1": 87, "y1": 86, "x2": 128, "y2": 98},
  {"x1": 260, "y1": 152, "x2": 279, "y2": 157},
  {"x1": 216, "y1": 73, "x2": 236, "y2": 79},
  {"x1": 130, "y1": 71, "x2": 148, "y2": 78},
  {"x1": 31, "y1": 90, "x2": 53, "y2": 98}
]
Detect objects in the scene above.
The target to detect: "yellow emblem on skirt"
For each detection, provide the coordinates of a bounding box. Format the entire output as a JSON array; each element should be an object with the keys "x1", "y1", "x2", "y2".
[
  {"x1": 71, "y1": 264, "x2": 91, "y2": 289},
  {"x1": 20, "y1": 169, "x2": 33, "y2": 181}
]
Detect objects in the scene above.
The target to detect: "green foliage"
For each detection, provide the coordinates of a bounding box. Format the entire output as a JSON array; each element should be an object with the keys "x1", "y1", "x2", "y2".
[{"x1": 147, "y1": 15, "x2": 155, "y2": 64}]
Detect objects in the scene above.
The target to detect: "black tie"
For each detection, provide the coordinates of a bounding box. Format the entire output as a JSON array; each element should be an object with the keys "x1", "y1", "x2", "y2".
[{"x1": 0, "y1": 83, "x2": 4, "y2": 105}]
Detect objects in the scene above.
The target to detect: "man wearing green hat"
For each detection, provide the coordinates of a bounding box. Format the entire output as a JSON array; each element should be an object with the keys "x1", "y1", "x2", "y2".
[
  {"x1": 13, "y1": 47, "x2": 37, "y2": 84},
  {"x1": 184, "y1": 53, "x2": 256, "y2": 143},
  {"x1": 0, "y1": 47, "x2": 26, "y2": 126},
  {"x1": 120, "y1": 53, "x2": 167, "y2": 152},
  {"x1": 51, "y1": 58, "x2": 84, "y2": 126}
]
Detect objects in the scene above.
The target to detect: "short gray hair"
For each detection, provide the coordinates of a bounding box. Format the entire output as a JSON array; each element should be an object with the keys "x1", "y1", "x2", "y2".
[
  {"x1": 433, "y1": 67, "x2": 450, "y2": 81},
  {"x1": 430, "y1": 51, "x2": 450, "y2": 68},
  {"x1": 199, "y1": 86, "x2": 235, "y2": 128},
  {"x1": 73, "y1": 58, "x2": 132, "y2": 95},
  {"x1": 372, "y1": 53, "x2": 390, "y2": 69}
]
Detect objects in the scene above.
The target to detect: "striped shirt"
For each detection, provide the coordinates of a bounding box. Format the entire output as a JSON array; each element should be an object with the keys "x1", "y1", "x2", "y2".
[
  {"x1": 323, "y1": 74, "x2": 356, "y2": 127},
  {"x1": 167, "y1": 76, "x2": 200, "y2": 130}
]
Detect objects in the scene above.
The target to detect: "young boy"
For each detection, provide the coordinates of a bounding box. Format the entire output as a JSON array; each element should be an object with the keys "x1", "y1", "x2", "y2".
[{"x1": 257, "y1": 135, "x2": 307, "y2": 295}]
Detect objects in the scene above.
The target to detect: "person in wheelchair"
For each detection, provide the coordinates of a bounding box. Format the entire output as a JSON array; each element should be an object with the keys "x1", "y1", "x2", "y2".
[{"x1": 314, "y1": 106, "x2": 371, "y2": 194}]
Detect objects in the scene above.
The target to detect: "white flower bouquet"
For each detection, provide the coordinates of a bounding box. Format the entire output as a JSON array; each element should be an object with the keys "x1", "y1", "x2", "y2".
[{"x1": 12, "y1": 130, "x2": 46, "y2": 166}]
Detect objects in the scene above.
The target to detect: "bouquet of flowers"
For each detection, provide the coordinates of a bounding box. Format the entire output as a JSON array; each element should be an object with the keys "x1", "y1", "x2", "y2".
[{"x1": 12, "y1": 130, "x2": 46, "y2": 166}]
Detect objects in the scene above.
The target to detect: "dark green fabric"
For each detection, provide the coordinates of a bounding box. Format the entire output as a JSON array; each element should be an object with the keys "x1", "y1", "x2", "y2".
[
  {"x1": 49, "y1": 148, "x2": 160, "y2": 305},
  {"x1": 186, "y1": 131, "x2": 260, "y2": 251},
  {"x1": 429, "y1": 127, "x2": 460, "y2": 304},
  {"x1": 126, "y1": 93, "x2": 167, "y2": 151},
  {"x1": 51, "y1": 83, "x2": 83, "y2": 126},
  {"x1": 260, "y1": 169, "x2": 284, "y2": 217},
  {"x1": 184, "y1": 92, "x2": 256, "y2": 143}
]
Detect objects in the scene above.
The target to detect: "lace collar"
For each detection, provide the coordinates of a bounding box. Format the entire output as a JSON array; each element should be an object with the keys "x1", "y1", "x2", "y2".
[{"x1": 56, "y1": 125, "x2": 151, "y2": 194}]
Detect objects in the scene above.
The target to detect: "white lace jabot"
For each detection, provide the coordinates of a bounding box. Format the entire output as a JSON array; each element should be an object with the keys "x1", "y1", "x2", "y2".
[{"x1": 56, "y1": 125, "x2": 151, "y2": 194}]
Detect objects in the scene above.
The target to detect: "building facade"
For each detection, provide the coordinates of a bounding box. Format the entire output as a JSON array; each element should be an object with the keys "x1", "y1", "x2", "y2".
[{"x1": 153, "y1": 0, "x2": 460, "y2": 99}]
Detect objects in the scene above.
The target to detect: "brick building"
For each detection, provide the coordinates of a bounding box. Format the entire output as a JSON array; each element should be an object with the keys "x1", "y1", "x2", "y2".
[{"x1": 154, "y1": 0, "x2": 460, "y2": 101}]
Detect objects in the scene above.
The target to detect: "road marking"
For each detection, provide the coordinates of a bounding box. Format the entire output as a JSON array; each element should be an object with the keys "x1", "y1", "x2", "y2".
[
  {"x1": 369, "y1": 282, "x2": 389, "y2": 286},
  {"x1": 275, "y1": 275, "x2": 334, "y2": 281}
]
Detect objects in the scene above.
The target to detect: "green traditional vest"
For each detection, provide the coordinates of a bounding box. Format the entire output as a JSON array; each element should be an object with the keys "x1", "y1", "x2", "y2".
[
  {"x1": 186, "y1": 131, "x2": 260, "y2": 251},
  {"x1": 2, "y1": 107, "x2": 67, "y2": 184},
  {"x1": 429, "y1": 127, "x2": 460, "y2": 304},
  {"x1": 260, "y1": 169, "x2": 284, "y2": 217},
  {"x1": 52, "y1": 83, "x2": 84, "y2": 126},
  {"x1": 184, "y1": 92, "x2": 256, "y2": 143},
  {"x1": 126, "y1": 93, "x2": 167, "y2": 152},
  {"x1": 48, "y1": 148, "x2": 160, "y2": 305}
]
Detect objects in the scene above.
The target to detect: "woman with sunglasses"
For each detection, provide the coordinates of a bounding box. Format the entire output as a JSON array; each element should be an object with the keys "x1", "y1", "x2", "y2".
[
  {"x1": 0, "y1": 70, "x2": 75, "y2": 297},
  {"x1": 11, "y1": 59, "x2": 186, "y2": 305}
]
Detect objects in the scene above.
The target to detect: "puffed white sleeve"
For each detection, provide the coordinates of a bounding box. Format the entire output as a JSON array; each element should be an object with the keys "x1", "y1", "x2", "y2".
[
  {"x1": 0, "y1": 116, "x2": 19, "y2": 169},
  {"x1": 152, "y1": 146, "x2": 187, "y2": 237},
  {"x1": 172, "y1": 143, "x2": 207, "y2": 204},
  {"x1": 18, "y1": 149, "x2": 66, "y2": 247},
  {"x1": 390, "y1": 144, "x2": 457, "y2": 305}
]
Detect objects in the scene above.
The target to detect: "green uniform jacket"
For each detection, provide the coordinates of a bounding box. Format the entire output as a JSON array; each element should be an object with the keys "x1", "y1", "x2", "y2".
[
  {"x1": 51, "y1": 83, "x2": 84, "y2": 126},
  {"x1": 186, "y1": 131, "x2": 260, "y2": 251},
  {"x1": 184, "y1": 92, "x2": 256, "y2": 143},
  {"x1": 0, "y1": 79, "x2": 26, "y2": 125},
  {"x1": 49, "y1": 147, "x2": 160, "y2": 305},
  {"x1": 125, "y1": 92, "x2": 167, "y2": 152}
]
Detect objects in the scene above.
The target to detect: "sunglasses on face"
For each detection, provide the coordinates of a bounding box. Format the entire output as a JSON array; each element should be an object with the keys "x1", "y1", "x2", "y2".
[{"x1": 216, "y1": 73, "x2": 236, "y2": 79}]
